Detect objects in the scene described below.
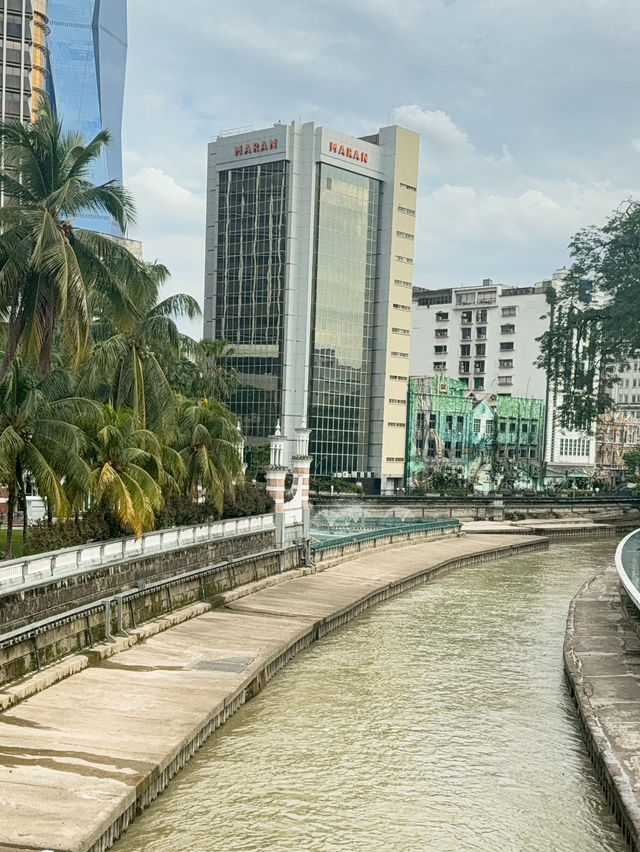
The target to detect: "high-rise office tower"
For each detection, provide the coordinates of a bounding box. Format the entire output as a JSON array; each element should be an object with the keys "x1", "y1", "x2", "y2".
[
  {"x1": 204, "y1": 121, "x2": 420, "y2": 493},
  {"x1": 0, "y1": 0, "x2": 49, "y2": 124},
  {"x1": 47, "y1": 0, "x2": 127, "y2": 234}
]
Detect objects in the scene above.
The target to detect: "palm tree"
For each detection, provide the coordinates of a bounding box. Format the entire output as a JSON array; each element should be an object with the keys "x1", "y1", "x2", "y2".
[
  {"x1": 81, "y1": 263, "x2": 201, "y2": 435},
  {"x1": 87, "y1": 405, "x2": 171, "y2": 537},
  {"x1": 0, "y1": 359, "x2": 92, "y2": 556},
  {"x1": 0, "y1": 101, "x2": 153, "y2": 380},
  {"x1": 166, "y1": 338, "x2": 239, "y2": 402},
  {"x1": 174, "y1": 397, "x2": 243, "y2": 514}
]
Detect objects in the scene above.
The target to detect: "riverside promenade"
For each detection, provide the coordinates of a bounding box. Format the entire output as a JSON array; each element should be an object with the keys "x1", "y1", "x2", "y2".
[
  {"x1": 565, "y1": 564, "x2": 640, "y2": 850},
  {"x1": 0, "y1": 533, "x2": 544, "y2": 852}
]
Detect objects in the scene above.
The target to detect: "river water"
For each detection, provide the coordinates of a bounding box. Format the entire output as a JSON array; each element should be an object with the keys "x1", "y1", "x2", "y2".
[{"x1": 117, "y1": 540, "x2": 626, "y2": 851}]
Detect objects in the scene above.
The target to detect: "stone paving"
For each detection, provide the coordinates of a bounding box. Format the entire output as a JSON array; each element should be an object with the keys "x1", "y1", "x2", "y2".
[
  {"x1": 565, "y1": 565, "x2": 640, "y2": 850},
  {"x1": 0, "y1": 533, "x2": 542, "y2": 852}
]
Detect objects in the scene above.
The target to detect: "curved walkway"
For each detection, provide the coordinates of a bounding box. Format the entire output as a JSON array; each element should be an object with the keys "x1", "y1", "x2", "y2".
[
  {"x1": 0, "y1": 533, "x2": 544, "y2": 852},
  {"x1": 565, "y1": 565, "x2": 640, "y2": 851}
]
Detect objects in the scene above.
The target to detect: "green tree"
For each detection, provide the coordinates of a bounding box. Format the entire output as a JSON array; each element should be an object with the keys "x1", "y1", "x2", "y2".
[
  {"x1": 538, "y1": 200, "x2": 640, "y2": 430},
  {"x1": 174, "y1": 397, "x2": 243, "y2": 514},
  {"x1": 87, "y1": 405, "x2": 170, "y2": 537},
  {"x1": 0, "y1": 101, "x2": 151, "y2": 380},
  {"x1": 81, "y1": 262, "x2": 200, "y2": 435},
  {"x1": 0, "y1": 359, "x2": 91, "y2": 556},
  {"x1": 623, "y1": 447, "x2": 640, "y2": 481},
  {"x1": 167, "y1": 338, "x2": 240, "y2": 401}
]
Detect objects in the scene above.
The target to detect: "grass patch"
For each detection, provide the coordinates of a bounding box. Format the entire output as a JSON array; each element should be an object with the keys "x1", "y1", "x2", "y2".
[{"x1": 0, "y1": 528, "x2": 24, "y2": 559}]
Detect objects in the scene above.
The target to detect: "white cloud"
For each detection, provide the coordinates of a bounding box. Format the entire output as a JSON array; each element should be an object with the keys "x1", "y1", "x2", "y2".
[
  {"x1": 127, "y1": 168, "x2": 204, "y2": 238},
  {"x1": 632, "y1": 138, "x2": 640, "y2": 154}
]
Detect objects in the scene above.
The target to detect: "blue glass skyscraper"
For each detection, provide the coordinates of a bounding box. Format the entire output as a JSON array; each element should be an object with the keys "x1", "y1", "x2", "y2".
[{"x1": 47, "y1": 0, "x2": 127, "y2": 235}]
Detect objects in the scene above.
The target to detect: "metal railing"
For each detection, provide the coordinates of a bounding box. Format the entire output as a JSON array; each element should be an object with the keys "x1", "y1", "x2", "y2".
[
  {"x1": 312, "y1": 518, "x2": 459, "y2": 552},
  {"x1": 616, "y1": 528, "x2": 640, "y2": 612},
  {"x1": 0, "y1": 514, "x2": 276, "y2": 590}
]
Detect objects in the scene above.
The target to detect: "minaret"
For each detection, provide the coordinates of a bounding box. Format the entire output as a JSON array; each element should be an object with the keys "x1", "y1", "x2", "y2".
[{"x1": 266, "y1": 420, "x2": 287, "y2": 547}]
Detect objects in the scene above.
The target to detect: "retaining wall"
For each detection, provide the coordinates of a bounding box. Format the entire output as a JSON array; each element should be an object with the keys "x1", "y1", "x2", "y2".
[
  {"x1": 0, "y1": 529, "x2": 275, "y2": 632},
  {"x1": 0, "y1": 544, "x2": 300, "y2": 687}
]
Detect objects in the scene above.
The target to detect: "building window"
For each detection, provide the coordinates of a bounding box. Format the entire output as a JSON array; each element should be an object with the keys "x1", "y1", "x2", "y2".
[
  {"x1": 522, "y1": 422, "x2": 529, "y2": 433},
  {"x1": 500, "y1": 341, "x2": 514, "y2": 351},
  {"x1": 498, "y1": 376, "x2": 513, "y2": 386},
  {"x1": 433, "y1": 361, "x2": 447, "y2": 371},
  {"x1": 476, "y1": 327, "x2": 487, "y2": 339},
  {"x1": 395, "y1": 255, "x2": 413, "y2": 264},
  {"x1": 459, "y1": 377, "x2": 469, "y2": 387},
  {"x1": 393, "y1": 303, "x2": 411, "y2": 312},
  {"x1": 387, "y1": 422, "x2": 406, "y2": 428},
  {"x1": 460, "y1": 344, "x2": 471, "y2": 356},
  {"x1": 391, "y1": 351, "x2": 409, "y2": 358},
  {"x1": 398, "y1": 205, "x2": 416, "y2": 216},
  {"x1": 461, "y1": 328, "x2": 472, "y2": 340},
  {"x1": 446, "y1": 415, "x2": 453, "y2": 430},
  {"x1": 509, "y1": 422, "x2": 516, "y2": 432},
  {"x1": 485, "y1": 421, "x2": 494, "y2": 436},
  {"x1": 394, "y1": 279, "x2": 412, "y2": 288},
  {"x1": 392, "y1": 327, "x2": 410, "y2": 335},
  {"x1": 508, "y1": 449, "x2": 515, "y2": 459},
  {"x1": 444, "y1": 440, "x2": 451, "y2": 458},
  {"x1": 429, "y1": 413, "x2": 437, "y2": 429},
  {"x1": 499, "y1": 359, "x2": 513, "y2": 369},
  {"x1": 457, "y1": 292, "x2": 476, "y2": 306},
  {"x1": 473, "y1": 418, "x2": 481, "y2": 433},
  {"x1": 520, "y1": 448, "x2": 527, "y2": 458},
  {"x1": 457, "y1": 415, "x2": 464, "y2": 432},
  {"x1": 435, "y1": 328, "x2": 448, "y2": 338},
  {"x1": 427, "y1": 439, "x2": 436, "y2": 457},
  {"x1": 476, "y1": 309, "x2": 487, "y2": 323},
  {"x1": 474, "y1": 360, "x2": 485, "y2": 373},
  {"x1": 530, "y1": 449, "x2": 537, "y2": 458},
  {"x1": 501, "y1": 324, "x2": 515, "y2": 334},
  {"x1": 400, "y1": 182, "x2": 417, "y2": 192},
  {"x1": 455, "y1": 442, "x2": 463, "y2": 458},
  {"x1": 434, "y1": 345, "x2": 448, "y2": 354},
  {"x1": 461, "y1": 311, "x2": 473, "y2": 324},
  {"x1": 459, "y1": 360, "x2": 470, "y2": 373},
  {"x1": 559, "y1": 437, "x2": 590, "y2": 457},
  {"x1": 389, "y1": 374, "x2": 406, "y2": 381},
  {"x1": 475, "y1": 344, "x2": 486, "y2": 356},
  {"x1": 436, "y1": 311, "x2": 449, "y2": 321},
  {"x1": 474, "y1": 377, "x2": 484, "y2": 390},
  {"x1": 502, "y1": 306, "x2": 517, "y2": 317},
  {"x1": 396, "y1": 230, "x2": 415, "y2": 240}
]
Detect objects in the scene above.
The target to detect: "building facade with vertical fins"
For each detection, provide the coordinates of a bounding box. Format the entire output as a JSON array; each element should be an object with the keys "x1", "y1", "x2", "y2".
[
  {"x1": 204, "y1": 121, "x2": 420, "y2": 494},
  {"x1": 46, "y1": 0, "x2": 127, "y2": 234},
  {"x1": 0, "y1": 0, "x2": 50, "y2": 124}
]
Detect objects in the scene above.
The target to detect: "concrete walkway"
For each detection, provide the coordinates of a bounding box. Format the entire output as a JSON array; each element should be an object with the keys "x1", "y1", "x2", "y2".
[
  {"x1": 0, "y1": 533, "x2": 544, "y2": 852},
  {"x1": 565, "y1": 565, "x2": 640, "y2": 850}
]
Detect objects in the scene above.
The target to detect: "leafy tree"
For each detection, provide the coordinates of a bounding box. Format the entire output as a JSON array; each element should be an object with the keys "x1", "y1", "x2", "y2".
[
  {"x1": 81, "y1": 262, "x2": 200, "y2": 434},
  {"x1": 0, "y1": 101, "x2": 152, "y2": 380},
  {"x1": 0, "y1": 360, "x2": 91, "y2": 556},
  {"x1": 538, "y1": 200, "x2": 640, "y2": 429},
  {"x1": 86, "y1": 405, "x2": 169, "y2": 536},
  {"x1": 623, "y1": 447, "x2": 640, "y2": 481},
  {"x1": 175, "y1": 397, "x2": 243, "y2": 513},
  {"x1": 166, "y1": 338, "x2": 239, "y2": 401}
]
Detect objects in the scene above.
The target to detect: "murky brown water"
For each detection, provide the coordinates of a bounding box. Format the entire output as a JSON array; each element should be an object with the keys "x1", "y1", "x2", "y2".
[{"x1": 117, "y1": 540, "x2": 626, "y2": 851}]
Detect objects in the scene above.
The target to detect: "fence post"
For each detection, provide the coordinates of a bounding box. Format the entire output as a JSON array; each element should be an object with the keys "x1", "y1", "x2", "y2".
[
  {"x1": 104, "y1": 599, "x2": 113, "y2": 642},
  {"x1": 50, "y1": 555, "x2": 57, "y2": 577}
]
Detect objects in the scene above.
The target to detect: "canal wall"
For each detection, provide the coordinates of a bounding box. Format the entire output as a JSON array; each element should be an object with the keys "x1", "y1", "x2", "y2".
[
  {"x1": 0, "y1": 533, "x2": 547, "y2": 852},
  {"x1": 565, "y1": 567, "x2": 640, "y2": 851},
  {"x1": 0, "y1": 543, "x2": 303, "y2": 690},
  {"x1": 0, "y1": 529, "x2": 276, "y2": 633}
]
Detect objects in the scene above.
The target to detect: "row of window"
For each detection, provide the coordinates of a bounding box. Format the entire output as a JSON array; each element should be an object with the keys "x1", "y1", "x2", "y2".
[
  {"x1": 396, "y1": 230, "x2": 414, "y2": 240},
  {"x1": 399, "y1": 182, "x2": 417, "y2": 192},
  {"x1": 397, "y1": 205, "x2": 415, "y2": 216},
  {"x1": 394, "y1": 278, "x2": 412, "y2": 288},
  {"x1": 393, "y1": 302, "x2": 411, "y2": 312},
  {"x1": 559, "y1": 437, "x2": 590, "y2": 458},
  {"x1": 396, "y1": 255, "x2": 413, "y2": 264},
  {"x1": 391, "y1": 350, "x2": 409, "y2": 358}
]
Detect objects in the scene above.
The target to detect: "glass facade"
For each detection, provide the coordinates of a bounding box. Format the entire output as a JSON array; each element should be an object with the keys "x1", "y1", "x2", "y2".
[
  {"x1": 309, "y1": 163, "x2": 379, "y2": 476},
  {"x1": 47, "y1": 0, "x2": 127, "y2": 234},
  {"x1": 215, "y1": 161, "x2": 288, "y2": 441},
  {"x1": 0, "y1": 0, "x2": 49, "y2": 123}
]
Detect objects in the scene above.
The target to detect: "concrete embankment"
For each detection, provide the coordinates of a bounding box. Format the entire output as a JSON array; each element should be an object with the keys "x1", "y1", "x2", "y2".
[
  {"x1": 565, "y1": 567, "x2": 640, "y2": 851},
  {"x1": 0, "y1": 533, "x2": 545, "y2": 852}
]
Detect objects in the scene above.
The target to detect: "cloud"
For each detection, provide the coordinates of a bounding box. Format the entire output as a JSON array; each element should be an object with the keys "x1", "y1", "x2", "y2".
[
  {"x1": 632, "y1": 138, "x2": 640, "y2": 154},
  {"x1": 127, "y1": 168, "x2": 204, "y2": 238}
]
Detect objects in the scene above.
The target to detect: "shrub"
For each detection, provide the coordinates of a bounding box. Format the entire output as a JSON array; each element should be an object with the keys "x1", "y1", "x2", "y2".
[{"x1": 223, "y1": 482, "x2": 274, "y2": 518}]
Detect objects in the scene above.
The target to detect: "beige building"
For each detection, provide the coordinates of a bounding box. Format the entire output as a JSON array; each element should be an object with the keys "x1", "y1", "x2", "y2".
[
  {"x1": 595, "y1": 411, "x2": 640, "y2": 484},
  {"x1": 0, "y1": 0, "x2": 50, "y2": 123},
  {"x1": 204, "y1": 121, "x2": 419, "y2": 494}
]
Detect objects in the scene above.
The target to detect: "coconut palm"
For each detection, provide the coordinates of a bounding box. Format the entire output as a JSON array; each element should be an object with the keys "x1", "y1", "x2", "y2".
[
  {"x1": 81, "y1": 262, "x2": 201, "y2": 435},
  {"x1": 174, "y1": 397, "x2": 243, "y2": 513},
  {"x1": 87, "y1": 405, "x2": 172, "y2": 537},
  {"x1": 0, "y1": 359, "x2": 92, "y2": 556},
  {"x1": 0, "y1": 100, "x2": 153, "y2": 380}
]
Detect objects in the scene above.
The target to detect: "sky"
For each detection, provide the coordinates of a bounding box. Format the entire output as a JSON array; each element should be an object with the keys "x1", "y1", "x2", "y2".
[{"x1": 122, "y1": 0, "x2": 640, "y2": 337}]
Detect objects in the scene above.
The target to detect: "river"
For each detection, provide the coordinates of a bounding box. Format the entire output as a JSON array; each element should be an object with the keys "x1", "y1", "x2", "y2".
[{"x1": 117, "y1": 539, "x2": 625, "y2": 851}]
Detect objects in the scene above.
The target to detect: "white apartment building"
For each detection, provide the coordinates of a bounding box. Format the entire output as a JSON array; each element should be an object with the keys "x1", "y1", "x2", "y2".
[{"x1": 410, "y1": 272, "x2": 597, "y2": 483}]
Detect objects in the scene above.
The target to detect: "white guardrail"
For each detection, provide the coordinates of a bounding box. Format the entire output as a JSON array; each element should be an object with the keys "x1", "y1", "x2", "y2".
[
  {"x1": 615, "y1": 528, "x2": 640, "y2": 612},
  {"x1": 0, "y1": 514, "x2": 277, "y2": 590}
]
